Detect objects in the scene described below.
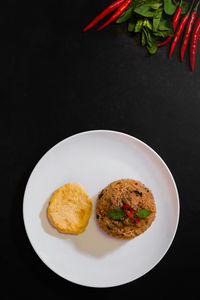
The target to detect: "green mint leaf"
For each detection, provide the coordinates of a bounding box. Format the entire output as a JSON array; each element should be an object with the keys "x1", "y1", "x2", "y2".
[
  {"x1": 128, "y1": 21, "x2": 135, "y2": 32},
  {"x1": 134, "y1": 5, "x2": 155, "y2": 17},
  {"x1": 153, "y1": 29, "x2": 173, "y2": 37},
  {"x1": 181, "y1": 1, "x2": 190, "y2": 14},
  {"x1": 141, "y1": 31, "x2": 147, "y2": 46},
  {"x1": 147, "y1": 43, "x2": 158, "y2": 55},
  {"x1": 164, "y1": 0, "x2": 178, "y2": 15},
  {"x1": 153, "y1": 7, "x2": 163, "y2": 31},
  {"x1": 143, "y1": 28, "x2": 152, "y2": 46},
  {"x1": 136, "y1": 209, "x2": 152, "y2": 218},
  {"x1": 116, "y1": 7, "x2": 133, "y2": 23},
  {"x1": 143, "y1": 18, "x2": 153, "y2": 30},
  {"x1": 150, "y1": 3, "x2": 163, "y2": 10},
  {"x1": 142, "y1": 28, "x2": 158, "y2": 54},
  {"x1": 134, "y1": 1, "x2": 163, "y2": 17},
  {"x1": 106, "y1": 208, "x2": 126, "y2": 220},
  {"x1": 135, "y1": 19, "x2": 144, "y2": 32},
  {"x1": 158, "y1": 17, "x2": 172, "y2": 31},
  {"x1": 132, "y1": 0, "x2": 146, "y2": 10}
]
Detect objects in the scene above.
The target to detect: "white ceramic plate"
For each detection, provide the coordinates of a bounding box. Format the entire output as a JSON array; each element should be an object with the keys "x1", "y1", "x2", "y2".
[{"x1": 23, "y1": 130, "x2": 179, "y2": 288}]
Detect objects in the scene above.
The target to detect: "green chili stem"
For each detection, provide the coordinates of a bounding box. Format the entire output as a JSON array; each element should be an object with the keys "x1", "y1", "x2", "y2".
[
  {"x1": 193, "y1": 0, "x2": 200, "y2": 12},
  {"x1": 187, "y1": 0, "x2": 196, "y2": 15}
]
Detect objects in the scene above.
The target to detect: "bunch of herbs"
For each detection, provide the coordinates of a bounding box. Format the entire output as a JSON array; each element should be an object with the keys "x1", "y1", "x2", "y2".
[{"x1": 116, "y1": 0, "x2": 190, "y2": 54}]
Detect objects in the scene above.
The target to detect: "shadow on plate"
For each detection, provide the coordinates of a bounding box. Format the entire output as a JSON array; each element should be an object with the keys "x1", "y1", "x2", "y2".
[{"x1": 40, "y1": 194, "x2": 126, "y2": 257}]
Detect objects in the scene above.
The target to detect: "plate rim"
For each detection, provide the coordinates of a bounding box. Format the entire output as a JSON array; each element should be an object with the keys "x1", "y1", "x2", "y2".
[{"x1": 23, "y1": 129, "x2": 180, "y2": 288}]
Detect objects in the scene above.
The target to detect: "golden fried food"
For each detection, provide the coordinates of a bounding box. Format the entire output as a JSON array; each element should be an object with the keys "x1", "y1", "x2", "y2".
[{"x1": 48, "y1": 183, "x2": 92, "y2": 234}]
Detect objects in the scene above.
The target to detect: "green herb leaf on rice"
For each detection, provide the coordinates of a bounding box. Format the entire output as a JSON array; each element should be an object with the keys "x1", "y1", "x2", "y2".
[
  {"x1": 106, "y1": 208, "x2": 126, "y2": 220},
  {"x1": 106, "y1": 207, "x2": 152, "y2": 220},
  {"x1": 136, "y1": 209, "x2": 152, "y2": 218}
]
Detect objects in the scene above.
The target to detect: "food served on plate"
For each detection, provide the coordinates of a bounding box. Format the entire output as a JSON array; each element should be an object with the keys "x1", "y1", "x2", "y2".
[
  {"x1": 47, "y1": 183, "x2": 92, "y2": 234},
  {"x1": 96, "y1": 179, "x2": 156, "y2": 239}
]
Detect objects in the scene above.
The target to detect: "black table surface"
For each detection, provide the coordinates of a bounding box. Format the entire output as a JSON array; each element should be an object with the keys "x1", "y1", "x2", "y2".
[{"x1": 1, "y1": 0, "x2": 200, "y2": 297}]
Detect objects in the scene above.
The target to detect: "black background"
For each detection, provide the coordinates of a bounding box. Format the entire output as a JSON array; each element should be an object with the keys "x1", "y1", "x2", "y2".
[{"x1": 1, "y1": 0, "x2": 200, "y2": 298}]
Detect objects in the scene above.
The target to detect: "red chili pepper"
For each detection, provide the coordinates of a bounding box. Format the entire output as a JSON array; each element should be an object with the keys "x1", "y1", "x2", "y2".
[
  {"x1": 83, "y1": 0, "x2": 125, "y2": 32},
  {"x1": 96, "y1": 0, "x2": 132, "y2": 32},
  {"x1": 190, "y1": 16, "x2": 200, "y2": 71},
  {"x1": 123, "y1": 204, "x2": 140, "y2": 223},
  {"x1": 169, "y1": 0, "x2": 195, "y2": 58},
  {"x1": 158, "y1": 36, "x2": 173, "y2": 47},
  {"x1": 181, "y1": 0, "x2": 200, "y2": 62},
  {"x1": 158, "y1": 3, "x2": 182, "y2": 47}
]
